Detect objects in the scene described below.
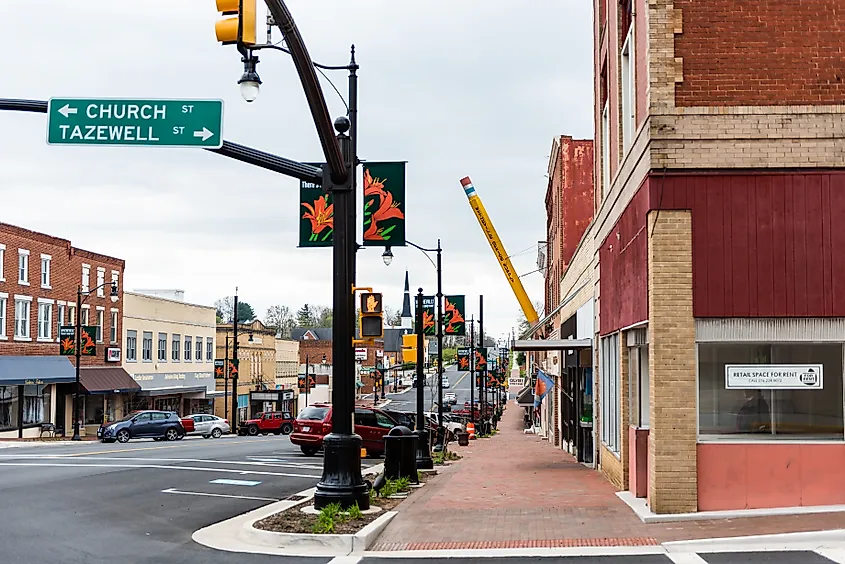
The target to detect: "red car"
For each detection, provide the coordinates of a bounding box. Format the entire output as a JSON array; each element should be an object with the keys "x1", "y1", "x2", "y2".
[
  {"x1": 291, "y1": 404, "x2": 398, "y2": 457},
  {"x1": 238, "y1": 411, "x2": 295, "y2": 436}
]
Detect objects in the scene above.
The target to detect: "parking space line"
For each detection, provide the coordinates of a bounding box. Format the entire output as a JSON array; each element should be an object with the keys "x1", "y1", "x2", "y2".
[
  {"x1": 0, "y1": 455, "x2": 323, "y2": 470},
  {"x1": 0, "y1": 462, "x2": 321, "y2": 478},
  {"x1": 162, "y1": 488, "x2": 278, "y2": 502},
  {"x1": 43, "y1": 438, "x2": 268, "y2": 457},
  {"x1": 666, "y1": 554, "x2": 708, "y2": 564},
  {"x1": 209, "y1": 479, "x2": 262, "y2": 486}
]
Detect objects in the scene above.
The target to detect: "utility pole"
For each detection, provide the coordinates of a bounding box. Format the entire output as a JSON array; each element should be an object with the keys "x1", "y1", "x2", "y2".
[
  {"x1": 433, "y1": 240, "x2": 445, "y2": 452},
  {"x1": 469, "y1": 316, "x2": 475, "y2": 426},
  {"x1": 224, "y1": 331, "x2": 229, "y2": 421},
  {"x1": 232, "y1": 291, "x2": 239, "y2": 429},
  {"x1": 479, "y1": 295, "x2": 485, "y2": 432}
]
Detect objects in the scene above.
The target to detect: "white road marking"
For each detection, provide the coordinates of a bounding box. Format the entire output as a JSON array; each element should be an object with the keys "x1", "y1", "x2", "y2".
[
  {"x1": 666, "y1": 554, "x2": 708, "y2": 564},
  {"x1": 817, "y1": 548, "x2": 845, "y2": 563},
  {"x1": 328, "y1": 557, "x2": 362, "y2": 564},
  {"x1": 209, "y1": 478, "x2": 262, "y2": 486},
  {"x1": 0, "y1": 462, "x2": 320, "y2": 478},
  {"x1": 0, "y1": 454, "x2": 323, "y2": 470},
  {"x1": 162, "y1": 488, "x2": 278, "y2": 502}
]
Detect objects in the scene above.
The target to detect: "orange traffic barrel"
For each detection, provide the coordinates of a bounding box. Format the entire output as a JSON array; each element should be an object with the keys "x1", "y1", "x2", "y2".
[{"x1": 466, "y1": 422, "x2": 476, "y2": 440}]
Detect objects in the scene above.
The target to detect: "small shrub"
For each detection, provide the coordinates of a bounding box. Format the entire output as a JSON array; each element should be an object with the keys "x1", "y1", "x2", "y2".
[
  {"x1": 346, "y1": 503, "x2": 363, "y2": 520},
  {"x1": 395, "y1": 476, "x2": 411, "y2": 492}
]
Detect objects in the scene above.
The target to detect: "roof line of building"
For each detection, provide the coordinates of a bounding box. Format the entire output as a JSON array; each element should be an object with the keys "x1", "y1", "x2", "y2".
[
  {"x1": 124, "y1": 291, "x2": 216, "y2": 311},
  {"x1": 0, "y1": 222, "x2": 125, "y2": 267}
]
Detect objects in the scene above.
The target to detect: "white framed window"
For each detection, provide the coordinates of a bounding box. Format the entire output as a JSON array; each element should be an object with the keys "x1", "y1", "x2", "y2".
[
  {"x1": 96, "y1": 308, "x2": 104, "y2": 342},
  {"x1": 172, "y1": 334, "x2": 181, "y2": 362},
  {"x1": 81, "y1": 306, "x2": 89, "y2": 327},
  {"x1": 184, "y1": 335, "x2": 192, "y2": 362},
  {"x1": 18, "y1": 249, "x2": 29, "y2": 285},
  {"x1": 68, "y1": 305, "x2": 76, "y2": 326},
  {"x1": 37, "y1": 300, "x2": 53, "y2": 341},
  {"x1": 0, "y1": 292, "x2": 7, "y2": 338},
  {"x1": 96, "y1": 267, "x2": 105, "y2": 297},
  {"x1": 0, "y1": 243, "x2": 5, "y2": 282},
  {"x1": 126, "y1": 330, "x2": 137, "y2": 362},
  {"x1": 40, "y1": 254, "x2": 51, "y2": 288},
  {"x1": 81, "y1": 264, "x2": 90, "y2": 293},
  {"x1": 206, "y1": 337, "x2": 213, "y2": 361},
  {"x1": 195, "y1": 337, "x2": 202, "y2": 361},
  {"x1": 142, "y1": 331, "x2": 153, "y2": 362},
  {"x1": 14, "y1": 295, "x2": 32, "y2": 339},
  {"x1": 110, "y1": 310, "x2": 118, "y2": 343},
  {"x1": 600, "y1": 332, "x2": 621, "y2": 454},
  {"x1": 158, "y1": 332, "x2": 167, "y2": 362},
  {"x1": 57, "y1": 302, "x2": 66, "y2": 333},
  {"x1": 620, "y1": 27, "x2": 636, "y2": 152},
  {"x1": 602, "y1": 102, "x2": 611, "y2": 194}
]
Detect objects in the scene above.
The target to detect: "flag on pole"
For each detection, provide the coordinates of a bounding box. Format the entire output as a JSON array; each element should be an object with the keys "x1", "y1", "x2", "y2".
[{"x1": 533, "y1": 369, "x2": 553, "y2": 409}]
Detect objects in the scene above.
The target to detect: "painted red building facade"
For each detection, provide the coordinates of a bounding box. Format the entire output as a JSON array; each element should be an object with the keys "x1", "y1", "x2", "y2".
[{"x1": 584, "y1": 0, "x2": 845, "y2": 514}]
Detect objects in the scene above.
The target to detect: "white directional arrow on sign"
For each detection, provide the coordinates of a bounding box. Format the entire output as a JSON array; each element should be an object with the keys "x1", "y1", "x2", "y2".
[
  {"x1": 57, "y1": 104, "x2": 78, "y2": 118},
  {"x1": 193, "y1": 127, "x2": 214, "y2": 142}
]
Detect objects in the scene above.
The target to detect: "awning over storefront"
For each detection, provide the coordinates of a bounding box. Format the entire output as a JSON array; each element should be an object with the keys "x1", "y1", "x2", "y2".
[
  {"x1": 513, "y1": 339, "x2": 592, "y2": 351},
  {"x1": 516, "y1": 385, "x2": 534, "y2": 407},
  {"x1": 79, "y1": 367, "x2": 141, "y2": 395},
  {"x1": 138, "y1": 386, "x2": 209, "y2": 397},
  {"x1": 0, "y1": 356, "x2": 76, "y2": 386}
]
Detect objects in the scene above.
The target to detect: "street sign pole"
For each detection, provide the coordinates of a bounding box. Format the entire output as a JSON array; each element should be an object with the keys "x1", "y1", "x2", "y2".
[{"x1": 47, "y1": 98, "x2": 224, "y2": 148}]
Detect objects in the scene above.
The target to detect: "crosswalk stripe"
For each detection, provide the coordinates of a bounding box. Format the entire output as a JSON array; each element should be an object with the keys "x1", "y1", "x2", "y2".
[
  {"x1": 666, "y1": 554, "x2": 708, "y2": 564},
  {"x1": 817, "y1": 548, "x2": 845, "y2": 563}
]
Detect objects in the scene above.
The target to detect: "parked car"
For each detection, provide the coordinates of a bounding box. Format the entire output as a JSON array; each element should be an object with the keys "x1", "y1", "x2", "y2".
[
  {"x1": 181, "y1": 414, "x2": 230, "y2": 439},
  {"x1": 382, "y1": 409, "x2": 414, "y2": 428},
  {"x1": 442, "y1": 378, "x2": 450, "y2": 389},
  {"x1": 444, "y1": 392, "x2": 458, "y2": 405},
  {"x1": 291, "y1": 404, "x2": 398, "y2": 457},
  {"x1": 98, "y1": 410, "x2": 186, "y2": 443},
  {"x1": 238, "y1": 411, "x2": 294, "y2": 436}
]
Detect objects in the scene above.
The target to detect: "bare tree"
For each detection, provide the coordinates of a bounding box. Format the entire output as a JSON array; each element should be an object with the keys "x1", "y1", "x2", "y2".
[
  {"x1": 265, "y1": 305, "x2": 295, "y2": 338},
  {"x1": 384, "y1": 307, "x2": 402, "y2": 327}
]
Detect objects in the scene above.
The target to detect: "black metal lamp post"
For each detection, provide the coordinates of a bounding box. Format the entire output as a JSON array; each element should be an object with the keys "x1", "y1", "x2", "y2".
[
  {"x1": 414, "y1": 288, "x2": 433, "y2": 469},
  {"x1": 72, "y1": 281, "x2": 119, "y2": 441},
  {"x1": 382, "y1": 239, "x2": 444, "y2": 451}
]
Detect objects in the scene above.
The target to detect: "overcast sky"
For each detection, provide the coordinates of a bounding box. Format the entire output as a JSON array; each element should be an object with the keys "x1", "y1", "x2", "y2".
[{"x1": 0, "y1": 0, "x2": 593, "y2": 342}]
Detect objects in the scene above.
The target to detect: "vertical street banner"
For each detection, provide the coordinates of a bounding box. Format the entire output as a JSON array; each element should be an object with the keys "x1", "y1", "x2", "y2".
[
  {"x1": 298, "y1": 374, "x2": 316, "y2": 392},
  {"x1": 457, "y1": 347, "x2": 470, "y2": 372},
  {"x1": 421, "y1": 295, "x2": 436, "y2": 336},
  {"x1": 59, "y1": 325, "x2": 98, "y2": 356},
  {"x1": 443, "y1": 295, "x2": 466, "y2": 336},
  {"x1": 363, "y1": 161, "x2": 406, "y2": 246},
  {"x1": 214, "y1": 359, "x2": 225, "y2": 379},
  {"x1": 228, "y1": 359, "x2": 239, "y2": 378},
  {"x1": 299, "y1": 164, "x2": 333, "y2": 247},
  {"x1": 475, "y1": 347, "x2": 488, "y2": 372}
]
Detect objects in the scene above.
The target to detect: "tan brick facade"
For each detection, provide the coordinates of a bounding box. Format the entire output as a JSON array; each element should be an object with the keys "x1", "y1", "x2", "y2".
[{"x1": 646, "y1": 210, "x2": 696, "y2": 513}]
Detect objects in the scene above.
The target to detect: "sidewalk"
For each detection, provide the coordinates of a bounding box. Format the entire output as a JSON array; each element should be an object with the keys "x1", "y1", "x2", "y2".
[{"x1": 371, "y1": 402, "x2": 845, "y2": 551}]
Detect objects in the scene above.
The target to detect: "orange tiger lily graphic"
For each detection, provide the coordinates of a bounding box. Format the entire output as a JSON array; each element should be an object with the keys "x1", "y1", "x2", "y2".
[
  {"x1": 363, "y1": 167, "x2": 404, "y2": 241},
  {"x1": 302, "y1": 195, "x2": 334, "y2": 242},
  {"x1": 422, "y1": 310, "x2": 435, "y2": 334},
  {"x1": 61, "y1": 337, "x2": 75, "y2": 354},
  {"x1": 444, "y1": 298, "x2": 465, "y2": 334}
]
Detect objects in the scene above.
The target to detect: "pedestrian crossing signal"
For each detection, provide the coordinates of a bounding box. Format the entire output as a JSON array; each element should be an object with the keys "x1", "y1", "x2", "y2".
[{"x1": 359, "y1": 292, "x2": 384, "y2": 339}]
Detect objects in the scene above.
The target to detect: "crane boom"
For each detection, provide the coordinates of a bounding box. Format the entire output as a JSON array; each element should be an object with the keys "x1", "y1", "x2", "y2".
[{"x1": 459, "y1": 176, "x2": 540, "y2": 325}]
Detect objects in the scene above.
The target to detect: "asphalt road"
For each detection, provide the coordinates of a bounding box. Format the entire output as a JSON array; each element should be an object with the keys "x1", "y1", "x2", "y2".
[
  {"x1": 384, "y1": 363, "x2": 487, "y2": 413},
  {"x1": 0, "y1": 434, "x2": 374, "y2": 564}
]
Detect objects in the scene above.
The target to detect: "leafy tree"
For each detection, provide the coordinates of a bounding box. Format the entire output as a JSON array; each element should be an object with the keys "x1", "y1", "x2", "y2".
[
  {"x1": 237, "y1": 302, "x2": 256, "y2": 323},
  {"x1": 296, "y1": 304, "x2": 316, "y2": 327},
  {"x1": 517, "y1": 351, "x2": 526, "y2": 366},
  {"x1": 215, "y1": 297, "x2": 255, "y2": 324},
  {"x1": 314, "y1": 305, "x2": 333, "y2": 328},
  {"x1": 265, "y1": 305, "x2": 295, "y2": 338}
]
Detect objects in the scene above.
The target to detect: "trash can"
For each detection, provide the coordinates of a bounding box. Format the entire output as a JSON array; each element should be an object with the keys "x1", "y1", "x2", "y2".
[
  {"x1": 457, "y1": 431, "x2": 469, "y2": 446},
  {"x1": 384, "y1": 425, "x2": 418, "y2": 481}
]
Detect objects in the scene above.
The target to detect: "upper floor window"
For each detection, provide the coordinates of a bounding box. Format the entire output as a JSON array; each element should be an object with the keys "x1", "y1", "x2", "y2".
[
  {"x1": 18, "y1": 250, "x2": 29, "y2": 285},
  {"x1": 14, "y1": 296, "x2": 31, "y2": 339},
  {"x1": 96, "y1": 309, "x2": 104, "y2": 342},
  {"x1": 37, "y1": 301, "x2": 52, "y2": 341},
  {"x1": 96, "y1": 267, "x2": 105, "y2": 297},
  {"x1": 172, "y1": 334, "x2": 181, "y2": 362},
  {"x1": 184, "y1": 336, "x2": 192, "y2": 362},
  {"x1": 158, "y1": 332, "x2": 167, "y2": 362},
  {"x1": 620, "y1": 28, "x2": 636, "y2": 152},
  {"x1": 110, "y1": 310, "x2": 118, "y2": 343},
  {"x1": 206, "y1": 337, "x2": 213, "y2": 361},
  {"x1": 40, "y1": 254, "x2": 51, "y2": 288},
  {"x1": 142, "y1": 331, "x2": 153, "y2": 362},
  {"x1": 195, "y1": 337, "x2": 202, "y2": 361},
  {"x1": 0, "y1": 244, "x2": 5, "y2": 282},
  {"x1": 0, "y1": 293, "x2": 7, "y2": 338},
  {"x1": 126, "y1": 330, "x2": 137, "y2": 362},
  {"x1": 81, "y1": 264, "x2": 90, "y2": 293},
  {"x1": 602, "y1": 102, "x2": 610, "y2": 193}
]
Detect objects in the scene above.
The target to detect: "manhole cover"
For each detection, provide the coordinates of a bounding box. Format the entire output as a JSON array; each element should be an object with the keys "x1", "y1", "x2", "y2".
[{"x1": 284, "y1": 494, "x2": 307, "y2": 502}]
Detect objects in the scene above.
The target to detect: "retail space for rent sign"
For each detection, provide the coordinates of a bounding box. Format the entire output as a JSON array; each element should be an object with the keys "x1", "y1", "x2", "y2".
[{"x1": 725, "y1": 364, "x2": 823, "y2": 390}]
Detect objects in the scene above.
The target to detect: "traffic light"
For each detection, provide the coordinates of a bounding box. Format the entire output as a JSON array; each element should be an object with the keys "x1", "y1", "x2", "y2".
[
  {"x1": 215, "y1": 0, "x2": 257, "y2": 46},
  {"x1": 359, "y1": 292, "x2": 384, "y2": 339},
  {"x1": 401, "y1": 333, "x2": 417, "y2": 364}
]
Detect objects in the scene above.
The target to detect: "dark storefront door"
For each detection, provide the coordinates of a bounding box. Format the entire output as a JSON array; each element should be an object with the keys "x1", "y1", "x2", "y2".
[{"x1": 55, "y1": 384, "x2": 68, "y2": 436}]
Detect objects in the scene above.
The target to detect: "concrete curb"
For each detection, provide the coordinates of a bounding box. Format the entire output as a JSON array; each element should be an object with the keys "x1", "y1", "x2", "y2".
[
  {"x1": 664, "y1": 529, "x2": 845, "y2": 553},
  {"x1": 618, "y1": 491, "x2": 845, "y2": 523},
  {"x1": 192, "y1": 463, "x2": 392, "y2": 557}
]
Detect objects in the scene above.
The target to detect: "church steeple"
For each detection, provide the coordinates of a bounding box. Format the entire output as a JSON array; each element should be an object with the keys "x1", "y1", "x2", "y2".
[{"x1": 400, "y1": 271, "x2": 412, "y2": 328}]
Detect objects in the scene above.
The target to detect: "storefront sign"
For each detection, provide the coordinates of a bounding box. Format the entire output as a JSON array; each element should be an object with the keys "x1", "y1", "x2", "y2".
[
  {"x1": 130, "y1": 370, "x2": 216, "y2": 393},
  {"x1": 355, "y1": 348, "x2": 368, "y2": 361},
  {"x1": 59, "y1": 325, "x2": 98, "y2": 356},
  {"x1": 106, "y1": 347, "x2": 121, "y2": 362},
  {"x1": 508, "y1": 377, "x2": 525, "y2": 388},
  {"x1": 725, "y1": 364, "x2": 823, "y2": 390},
  {"x1": 251, "y1": 392, "x2": 278, "y2": 401}
]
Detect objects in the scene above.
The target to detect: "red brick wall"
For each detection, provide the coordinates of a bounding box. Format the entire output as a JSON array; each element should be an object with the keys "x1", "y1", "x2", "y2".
[
  {"x1": 675, "y1": 0, "x2": 845, "y2": 106},
  {"x1": 0, "y1": 223, "x2": 124, "y2": 367},
  {"x1": 561, "y1": 139, "x2": 595, "y2": 266}
]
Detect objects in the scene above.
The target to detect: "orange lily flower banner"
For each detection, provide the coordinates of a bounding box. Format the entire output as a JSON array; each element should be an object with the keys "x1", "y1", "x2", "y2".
[
  {"x1": 299, "y1": 168, "x2": 334, "y2": 248},
  {"x1": 457, "y1": 347, "x2": 471, "y2": 372},
  {"x1": 443, "y1": 295, "x2": 466, "y2": 336},
  {"x1": 363, "y1": 161, "x2": 406, "y2": 247},
  {"x1": 58, "y1": 325, "x2": 98, "y2": 356},
  {"x1": 417, "y1": 295, "x2": 436, "y2": 336}
]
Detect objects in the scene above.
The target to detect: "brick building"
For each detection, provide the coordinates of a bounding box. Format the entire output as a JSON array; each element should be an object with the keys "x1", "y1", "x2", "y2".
[
  {"x1": 525, "y1": 0, "x2": 845, "y2": 515},
  {"x1": 0, "y1": 222, "x2": 133, "y2": 438},
  {"x1": 215, "y1": 320, "x2": 277, "y2": 422}
]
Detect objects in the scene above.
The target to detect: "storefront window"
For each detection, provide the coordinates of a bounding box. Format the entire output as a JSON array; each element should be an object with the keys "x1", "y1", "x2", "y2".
[
  {"x1": 123, "y1": 396, "x2": 148, "y2": 416},
  {"x1": 84, "y1": 395, "x2": 104, "y2": 425},
  {"x1": 628, "y1": 346, "x2": 649, "y2": 428},
  {"x1": 0, "y1": 386, "x2": 18, "y2": 431},
  {"x1": 154, "y1": 397, "x2": 180, "y2": 414},
  {"x1": 698, "y1": 343, "x2": 844, "y2": 440}
]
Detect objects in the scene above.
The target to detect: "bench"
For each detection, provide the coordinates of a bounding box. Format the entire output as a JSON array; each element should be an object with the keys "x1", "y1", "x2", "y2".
[{"x1": 40, "y1": 423, "x2": 56, "y2": 438}]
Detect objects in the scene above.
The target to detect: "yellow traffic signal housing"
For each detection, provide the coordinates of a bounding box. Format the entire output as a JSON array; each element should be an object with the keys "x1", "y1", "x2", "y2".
[
  {"x1": 215, "y1": 0, "x2": 257, "y2": 46},
  {"x1": 401, "y1": 333, "x2": 416, "y2": 364},
  {"x1": 359, "y1": 292, "x2": 384, "y2": 339}
]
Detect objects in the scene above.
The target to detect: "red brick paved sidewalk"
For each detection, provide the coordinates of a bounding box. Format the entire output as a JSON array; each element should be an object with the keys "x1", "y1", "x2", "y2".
[{"x1": 371, "y1": 401, "x2": 845, "y2": 551}]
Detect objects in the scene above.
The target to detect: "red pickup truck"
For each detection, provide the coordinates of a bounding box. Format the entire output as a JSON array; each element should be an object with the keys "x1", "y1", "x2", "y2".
[{"x1": 237, "y1": 411, "x2": 294, "y2": 436}]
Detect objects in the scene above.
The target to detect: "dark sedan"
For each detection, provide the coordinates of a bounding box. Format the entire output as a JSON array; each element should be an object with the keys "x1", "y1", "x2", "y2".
[{"x1": 98, "y1": 410, "x2": 186, "y2": 443}]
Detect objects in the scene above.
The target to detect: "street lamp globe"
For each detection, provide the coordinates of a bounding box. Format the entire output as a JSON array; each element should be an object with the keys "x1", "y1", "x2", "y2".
[
  {"x1": 381, "y1": 247, "x2": 394, "y2": 267},
  {"x1": 109, "y1": 282, "x2": 119, "y2": 303},
  {"x1": 238, "y1": 54, "x2": 262, "y2": 103}
]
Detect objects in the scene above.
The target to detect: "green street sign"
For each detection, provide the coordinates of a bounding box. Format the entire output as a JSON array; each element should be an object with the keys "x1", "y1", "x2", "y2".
[{"x1": 47, "y1": 98, "x2": 224, "y2": 148}]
